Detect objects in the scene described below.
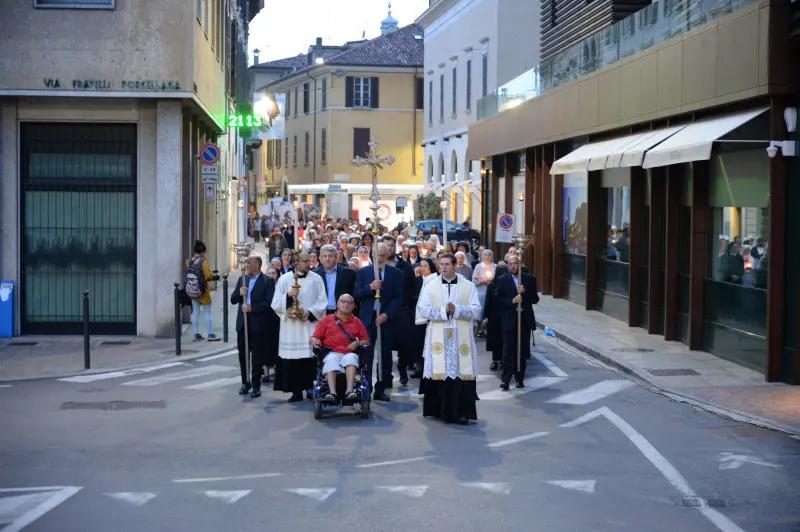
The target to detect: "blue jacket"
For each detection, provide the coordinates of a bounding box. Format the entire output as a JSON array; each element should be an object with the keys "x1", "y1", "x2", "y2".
[{"x1": 354, "y1": 264, "x2": 403, "y2": 326}]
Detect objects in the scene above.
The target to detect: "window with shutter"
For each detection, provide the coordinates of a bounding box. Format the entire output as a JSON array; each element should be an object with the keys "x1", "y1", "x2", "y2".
[
  {"x1": 303, "y1": 83, "x2": 310, "y2": 114},
  {"x1": 415, "y1": 78, "x2": 424, "y2": 110},
  {"x1": 452, "y1": 67, "x2": 457, "y2": 117},
  {"x1": 353, "y1": 128, "x2": 370, "y2": 158},
  {"x1": 351, "y1": 78, "x2": 372, "y2": 108},
  {"x1": 304, "y1": 131, "x2": 310, "y2": 166},
  {"x1": 277, "y1": 139, "x2": 282, "y2": 168},
  {"x1": 322, "y1": 78, "x2": 327, "y2": 109},
  {"x1": 321, "y1": 128, "x2": 327, "y2": 164},
  {"x1": 293, "y1": 135, "x2": 297, "y2": 167},
  {"x1": 439, "y1": 74, "x2": 444, "y2": 121},
  {"x1": 284, "y1": 137, "x2": 288, "y2": 166},
  {"x1": 294, "y1": 87, "x2": 298, "y2": 116},
  {"x1": 267, "y1": 140, "x2": 273, "y2": 169},
  {"x1": 428, "y1": 80, "x2": 433, "y2": 124},
  {"x1": 370, "y1": 77, "x2": 379, "y2": 109},
  {"x1": 286, "y1": 91, "x2": 291, "y2": 119},
  {"x1": 466, "y1": 59, "x2": 472, "y2": 111},
  {"x1": 345, "y1": 76, "x2": 354, "y2": 108}
]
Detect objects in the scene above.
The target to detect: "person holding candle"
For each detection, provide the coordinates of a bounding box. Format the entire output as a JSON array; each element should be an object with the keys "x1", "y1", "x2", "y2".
[{"x1": 472, "y1": 249, "x2": 496, "y2": 338}]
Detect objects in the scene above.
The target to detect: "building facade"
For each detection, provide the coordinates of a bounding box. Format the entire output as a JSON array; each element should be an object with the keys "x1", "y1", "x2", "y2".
[
  {"x1": 252, "y1": 18, "x2": 424, "y2": 230},
  {"x1": 468, "y1": 0, "x2": 800, "y2": 383},
  {"x1": 416, "y1": 0, "x2": 541, "y2": 231},
  {"x1": 0, "y1": 0, "x2": 260, "y2": 337}
]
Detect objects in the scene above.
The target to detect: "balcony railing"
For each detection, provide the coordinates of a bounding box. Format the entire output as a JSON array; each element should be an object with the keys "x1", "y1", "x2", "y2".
[{"x1": 477, "y1": 0, "x2": 759, "y2": 121}]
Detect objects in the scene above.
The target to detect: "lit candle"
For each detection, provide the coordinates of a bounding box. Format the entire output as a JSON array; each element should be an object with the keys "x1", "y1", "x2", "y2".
[
  {"x1": 361, "y1": 260, "x2": 370, "y2": 267},
  {"x1": 485, "y1": 269, "x2": 494, "y2": 280}
]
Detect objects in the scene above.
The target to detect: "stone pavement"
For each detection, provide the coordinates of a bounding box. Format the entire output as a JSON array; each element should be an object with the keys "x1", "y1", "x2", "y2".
[
  {"x1": 534, "y1": 295, "x2": 800, "y2": 437},
  {"x1": 0, "y1": 271, "x2": 242, "y2": 382}
]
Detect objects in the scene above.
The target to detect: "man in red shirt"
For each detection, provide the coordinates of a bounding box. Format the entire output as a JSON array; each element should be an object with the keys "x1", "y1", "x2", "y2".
[{"x1": 310, "y1": 294, "x2": 370, "y2": 402}]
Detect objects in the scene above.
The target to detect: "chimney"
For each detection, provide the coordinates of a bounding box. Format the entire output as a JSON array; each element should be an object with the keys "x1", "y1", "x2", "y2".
[
  {"x1": 253, "y1": 48, "x2": 260, "y2": 65},
  {"x1": 316, "y1": 37, "x2": 322, "y2": 46}
]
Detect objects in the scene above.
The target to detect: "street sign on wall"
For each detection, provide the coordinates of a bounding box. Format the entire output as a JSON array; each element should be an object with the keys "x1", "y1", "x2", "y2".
[
  {"x1": 495, "y1": 213, "x2": 515, "y2": 243},
  {"x1": 199, "y1": 143, "x2": 220, "y2": 164},
  {"x1": 201, "y1": 164, "x2": 219, "y2": 184},
  {"x1": 204, "y1": 184, "x2": 215, "y2": 204}
]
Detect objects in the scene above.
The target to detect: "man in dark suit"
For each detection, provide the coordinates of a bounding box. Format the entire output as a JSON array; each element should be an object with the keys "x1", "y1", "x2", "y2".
[
  {"x1": 496, "y1": 253, "x2": 539, "y2": 390},
  {"x1": 382, "y1": 234, "x2": 417, "y2": 384},
  {"x1": 314, "y1": 244, "x2": 357, "y2": 316},
  {"x1": 230, "y1": 255, "x2": 276, "y2": 398},
  {"x1": 354, "y1": 242, "x2": 403, "y2": 401}
]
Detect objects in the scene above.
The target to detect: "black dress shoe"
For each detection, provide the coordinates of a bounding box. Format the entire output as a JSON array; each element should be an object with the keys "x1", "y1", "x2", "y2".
[
  {"x1": 239, "y1": 385, "x2": 251, "y2": 395},
  {"x1": 457, "y1": 417, "x2": 469, "y2": 425},
  {"x1": 250, "y1": 389, "x2": 261, "y2": 398},
  {"x1": 489, "y1": 362, "x2": 499, "y2": 371},
  {"x1": 516, "y1": 381, "x2": 525, "y2": 389},
  {"x1": 399, "y1": 375, "x2": 409, "y2": 386},
  {"x1": 288, "y1": 393, "x2": 304, "y2": 403},
  {"x1": 500, "y1": 382, "x2": 510, "y2": 391},
  {"x1": 410, "y1": 372, "x2": 422, "y2": 379},
  {"x1": 373, "y1": 392, "x2": 391, "y2": 402}
]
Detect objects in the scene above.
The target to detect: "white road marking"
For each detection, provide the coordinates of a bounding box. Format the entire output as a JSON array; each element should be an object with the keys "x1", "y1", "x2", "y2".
[
  {"x1": 285, "y1": 488, "x2": 336, "y2": 501},
  {"x1": 183, "y1": 377, "x2": 242, "y2": 390},
  {"x1": 460, "y1": 482, "x2": 511, "y2": 495},
  {"x1": 173, "y1": 473, "x2": 283, "y2": 484},
  {"x1": 357, "y1": 456, "x2": 433, "y2": 468},
  {"x1": 375, "y1": 486, "x2": 429, "y2": 498},
  {"x1": 547, "y1": 380, "x2": 635, "y2": 405},
  {"x1": 201, "y1": 490, "x2": 251, "y2": 503},
  {"x1": 718, "y1": 452, "x2": 780, "y2": 470},
  {"x1": 104, "y1": 492, "x2": 156, "y2": 506},
  {"x1": 487, "y1": 431, "x2": 550, "y2": 448},
  {"x1": 198, "y1": 350, "x2": 237, "y2": 362},
  {"x1": 122, "y1": 365, "x2": 234, "y2": 387},
  {"x1": 545, "y1": 480, "x2": 596, "y2": 494},
  {"x1": 0, "y1": 384, "x2": 12, "y2": 388},
  {"x1": 0, "y1": 486, "x2": 82, "y2": 532},
  {"x1": 531, "y1": 351, "x2": 568, "y2": 377},
  {"x1": 562, "y1": 407, "x2": 746, "y2": 532},
  {"x1": 479, "y1": 376, "x2": 567, "y2": 401},
  {"x1": 59, "y1": 362, "x2": 189, "y2": 383}
]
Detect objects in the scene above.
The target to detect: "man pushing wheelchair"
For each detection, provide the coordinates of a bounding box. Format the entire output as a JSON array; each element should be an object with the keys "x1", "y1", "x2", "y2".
[{"x1": 310, "y1": 294, "x2": 370, "y2": 404}]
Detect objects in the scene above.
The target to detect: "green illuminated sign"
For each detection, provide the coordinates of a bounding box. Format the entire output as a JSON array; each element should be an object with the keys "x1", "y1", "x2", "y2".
[{"x1": 228, "y1": 114, "x2": 264, "y2": 128}]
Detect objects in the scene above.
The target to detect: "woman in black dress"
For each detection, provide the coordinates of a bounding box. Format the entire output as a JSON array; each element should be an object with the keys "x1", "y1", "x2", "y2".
[
  {"x1": 261, "y1": 267, "x2": 281, "y2": 383},
  {"x1": 415, "y1": 258, "x2": 438, "y2": 395}
]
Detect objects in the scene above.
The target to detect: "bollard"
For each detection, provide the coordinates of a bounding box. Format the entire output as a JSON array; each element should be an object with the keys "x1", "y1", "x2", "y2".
[
  {"x1": 222, "y1": 273, "x2": 229, "y2": 343},
  {"x1": 173, "y1": 282, "x2": 181, "y2": 357},
  {"x1": 83, "y1": 290, "x2": 90, "y2": 370}
]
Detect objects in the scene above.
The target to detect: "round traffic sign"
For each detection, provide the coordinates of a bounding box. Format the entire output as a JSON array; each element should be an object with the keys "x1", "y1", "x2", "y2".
[
  {"x1": 200, "y1": 143, "x2": 220, "y2": 164},
  {"x1": 376, "y1": 203, "x2": 391, "y2": 221},
  {"x1": 499, "y1": 214, "x2": 514, "y2": 229}
]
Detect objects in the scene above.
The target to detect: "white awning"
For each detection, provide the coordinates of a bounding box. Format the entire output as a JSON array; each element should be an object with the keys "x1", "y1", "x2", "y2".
[
  {"x1": 550, "y1": 133, "x2": 643, "y2": 175},
  {"x1": 606, "y1": 126, "x2": 686, "y2": 168},
  {"x1": 642, "y1": 107, "x2": 769, "y2": 169}
]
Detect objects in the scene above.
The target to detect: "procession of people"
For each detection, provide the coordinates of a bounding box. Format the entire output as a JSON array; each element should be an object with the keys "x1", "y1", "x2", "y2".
[{"x1": 223, "y1": 214, "x2": 539, "y2": 425}]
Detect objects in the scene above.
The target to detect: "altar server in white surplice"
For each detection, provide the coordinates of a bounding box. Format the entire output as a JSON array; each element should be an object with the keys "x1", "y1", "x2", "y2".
[
  {"x1": 417, "y1": 253, "x2": 481, "y2": 425},
  {"x1": 271, "y1": 251, "x2": 328, "y2": 403}
]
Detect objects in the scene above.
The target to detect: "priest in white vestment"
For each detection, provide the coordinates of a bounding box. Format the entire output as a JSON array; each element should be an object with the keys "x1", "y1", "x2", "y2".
[
  {"x1": 271, "y1": 251, "x2": 328, "y2": 402},
  {"x1": 417, "y1": 253, "x2": 482, "y2": 424}
]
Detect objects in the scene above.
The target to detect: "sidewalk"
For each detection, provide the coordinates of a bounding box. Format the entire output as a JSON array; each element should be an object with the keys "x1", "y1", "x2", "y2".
[
  {"x1": 534, "y1": 295, "x2": 800, "y2": 438},
  {"x1": 0, "y1": 271, "x2": 243, "y2": 382}
]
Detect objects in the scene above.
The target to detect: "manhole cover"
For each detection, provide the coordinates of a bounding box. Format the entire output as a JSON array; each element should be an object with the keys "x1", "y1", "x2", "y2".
[
  {"x1": 159, "y1": 349, "x2": 199, "y2": 356},
  {"x1": 61, "y1": 400, "x2": 166, "y2": 410},
  {"x1": 681, "y1": 498, "x2": 728, "y2": 508},
  {"x1": 612, "y1": 347, "x2": 654, "y2": 353},
  {"x1": 99, "y1": 341, "x2": 132, "y2": 346},
  {"x1": 5, "y1": 341, "x2": 39, "y2": 347},
  {"x1": 646, "y1": 368, "x2": 701, "y2": 376}
]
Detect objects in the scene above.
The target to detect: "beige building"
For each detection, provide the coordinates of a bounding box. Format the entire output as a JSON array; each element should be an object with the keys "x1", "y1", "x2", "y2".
[
  {"x1": 0, "y1": 0, "x2": 260, "y2": 337},
  {"x1": 255, "y1": 14, "x2": 425, "y2": 229},
  {"x1": 416, "y1": 0, "x2": 540, "y2": 229}
]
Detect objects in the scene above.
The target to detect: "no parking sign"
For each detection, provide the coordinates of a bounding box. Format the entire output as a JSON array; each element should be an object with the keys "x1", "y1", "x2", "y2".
[{"x1": 495, "y1": 213, "x2": 515, "y2": 243}]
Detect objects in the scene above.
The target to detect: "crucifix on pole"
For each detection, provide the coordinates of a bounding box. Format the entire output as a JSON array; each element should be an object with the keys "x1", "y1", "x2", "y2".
[{"x1": 352, "y1": 138, "x2": 395, "y2": 393}]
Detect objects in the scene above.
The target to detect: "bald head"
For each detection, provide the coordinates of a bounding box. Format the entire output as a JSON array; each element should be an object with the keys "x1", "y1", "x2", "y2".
[{"x1": 296, "y1": 251, "x2": 311, "y2": 273}]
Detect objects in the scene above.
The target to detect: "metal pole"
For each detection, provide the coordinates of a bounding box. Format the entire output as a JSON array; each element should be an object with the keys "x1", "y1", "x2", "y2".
[
  {"x1": 222, "y1": 273, "x2": 229, "y2": 343},
  {"x1": 173, "y1": 282, "x2": 181, "y2": 357},
  {"x1": 82, "y1": 290, "x2": 90, "y2": 370}
]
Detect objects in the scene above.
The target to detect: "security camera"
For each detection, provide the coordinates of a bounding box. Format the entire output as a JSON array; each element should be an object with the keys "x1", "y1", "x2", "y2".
[{"x1": 766, "y1": 143, "x2": 779, "y2": 159}]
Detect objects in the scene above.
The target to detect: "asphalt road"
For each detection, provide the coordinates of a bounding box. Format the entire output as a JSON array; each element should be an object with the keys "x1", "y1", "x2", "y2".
[{"x1": 2, "y1": 333, "x2": 799, "y2": 532}]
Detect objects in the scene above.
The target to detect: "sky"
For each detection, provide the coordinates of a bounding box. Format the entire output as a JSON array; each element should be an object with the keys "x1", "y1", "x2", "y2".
[{"x1": 248, "y1": 0, "x2": 430, "y2": 65}]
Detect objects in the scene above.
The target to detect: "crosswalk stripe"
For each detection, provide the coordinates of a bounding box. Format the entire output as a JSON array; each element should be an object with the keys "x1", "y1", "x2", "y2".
[
  {"x1": 198, "y1": 350, "x2": 237, "y2": 362},
  {"x1": 121, "y1": 365, "x2": 234, "y2": 387},
  {"x1": 59, "y1": 362, "x2": 190, "y2": 383},
  {"x1": 183, "y1": 377, "x2": 242, "y2": 390},
  {"x1": 547, "y1": 380, "x2": 635, "y2": 405},
  {"x1": 531, "y1": 351, "x2": 568, "y2": 377}
]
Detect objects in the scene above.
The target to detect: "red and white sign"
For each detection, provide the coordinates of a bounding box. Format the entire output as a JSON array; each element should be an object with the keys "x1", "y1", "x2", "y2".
[
  {"x1": 495, "y1": 213, "x2": 515, "y2": 243},
  {"x1": 376, "y1": 203, "x2": 391, "y2": 221}
]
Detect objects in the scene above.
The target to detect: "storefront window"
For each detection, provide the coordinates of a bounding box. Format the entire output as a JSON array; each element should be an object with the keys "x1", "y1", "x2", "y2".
[
  {"x1": 562, "y1": 172, "x2": 588, "y2": 304},
  {"x1": 597, "y1": 167, "x2": 631, "y2": 321},
  {"x1": 704, "y1": 148, "x2": 769, "y2": 370}
]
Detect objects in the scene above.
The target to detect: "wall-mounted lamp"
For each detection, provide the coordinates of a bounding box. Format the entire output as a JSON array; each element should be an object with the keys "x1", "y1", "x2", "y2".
[
  {"x1": 315, "y1": 57, "x2": 325, "y2": 65},
  {"x1": 518, "y1": 192, "x2": 525, "y2": 202},
  {"x1": 785, "y1": 107, "x2": 797, "y2": 133}
]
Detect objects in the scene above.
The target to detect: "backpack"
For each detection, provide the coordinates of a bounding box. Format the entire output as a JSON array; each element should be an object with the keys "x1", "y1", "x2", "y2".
[{"x1": 184, "y1": 258, "x2": 205, "y2": 298}]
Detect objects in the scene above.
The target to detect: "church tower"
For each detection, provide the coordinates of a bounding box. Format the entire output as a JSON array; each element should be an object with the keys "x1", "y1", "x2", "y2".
[{"x1": 380, "y1": 2, "x2": 398, "y2": 35}]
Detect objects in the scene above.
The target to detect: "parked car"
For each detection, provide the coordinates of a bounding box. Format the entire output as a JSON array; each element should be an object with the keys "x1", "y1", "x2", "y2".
[{"x1": 411, "y1": 220, "x2": 481, "y2": 245}]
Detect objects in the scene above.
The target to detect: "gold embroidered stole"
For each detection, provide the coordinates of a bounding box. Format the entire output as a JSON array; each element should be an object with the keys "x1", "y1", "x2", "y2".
[{"x1": 427, "y1": 276, "x2": 475, "y2": 381}]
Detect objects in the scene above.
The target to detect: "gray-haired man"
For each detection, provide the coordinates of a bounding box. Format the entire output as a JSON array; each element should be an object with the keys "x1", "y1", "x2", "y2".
[{"x1": 314, "y1": 244, "x2": 357, "y2": 316}]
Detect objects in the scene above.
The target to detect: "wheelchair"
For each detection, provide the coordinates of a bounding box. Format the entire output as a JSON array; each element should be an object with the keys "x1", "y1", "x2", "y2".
[{"x1": 312, "y1": 347, "x2": 371, "y2": 420}]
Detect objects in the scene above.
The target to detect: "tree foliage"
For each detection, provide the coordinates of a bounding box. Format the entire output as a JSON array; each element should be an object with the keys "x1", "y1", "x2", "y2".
[{"x1": 414, "y1": 193, "x2": 442, "y2": 221}]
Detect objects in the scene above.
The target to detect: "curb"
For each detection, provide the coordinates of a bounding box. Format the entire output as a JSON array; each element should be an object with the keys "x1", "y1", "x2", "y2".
[
  {"x1": 535, "y1": 322, "x2": 800, "y2": 440},
  {"x1": 0, "y1": 344, "x2": 237, "y2": 384}
]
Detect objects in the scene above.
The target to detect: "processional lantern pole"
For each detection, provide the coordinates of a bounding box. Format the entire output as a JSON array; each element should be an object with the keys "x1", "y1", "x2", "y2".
[{"x1": 511, "y1": 233, "x2": 534, "y2": 376}]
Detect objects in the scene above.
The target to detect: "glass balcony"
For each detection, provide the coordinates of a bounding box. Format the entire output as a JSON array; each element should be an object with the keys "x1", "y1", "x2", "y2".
[{"x1": 477, "y1": 0, "x2": 756, "y2": 121}]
